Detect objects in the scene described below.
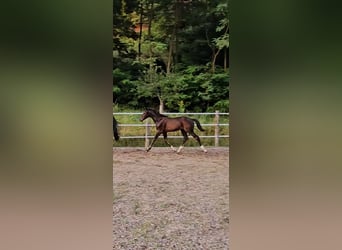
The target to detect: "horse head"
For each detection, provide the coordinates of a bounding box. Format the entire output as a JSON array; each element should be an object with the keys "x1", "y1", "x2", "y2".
[
  {"x1": 140, "y1": 109, "x2": 151, "y2": 121},
  {"x1": 140, "y1": 108, "x2": 159, "y2": 121}
]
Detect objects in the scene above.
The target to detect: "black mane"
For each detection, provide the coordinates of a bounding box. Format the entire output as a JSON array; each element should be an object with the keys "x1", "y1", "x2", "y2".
[{"x1": 146, "y1": 108, "x2": 168, "y2": 117}]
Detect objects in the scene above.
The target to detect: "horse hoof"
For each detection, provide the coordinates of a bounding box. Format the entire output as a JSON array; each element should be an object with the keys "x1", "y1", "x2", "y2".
[{"x1": 200, "y1": 145, "x2": 207, "y2": 153}]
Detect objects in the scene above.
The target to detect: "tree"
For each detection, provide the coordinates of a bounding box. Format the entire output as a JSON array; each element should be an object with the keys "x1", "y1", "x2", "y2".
[
  {"x1": 211, "y1": 2, "x2": 229, "y2": 73},
  {"x1": 113, "y1": 0, "x2": 230, "y2": 112}
]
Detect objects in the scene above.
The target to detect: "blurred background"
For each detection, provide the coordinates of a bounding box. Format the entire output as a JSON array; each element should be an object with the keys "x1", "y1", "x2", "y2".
[
  {"x1": 0, "y1": 0, "x2": 112, "y2": 249},
  {"x1": 231, "y1": 0, "x2": 342, "y2": 249}
]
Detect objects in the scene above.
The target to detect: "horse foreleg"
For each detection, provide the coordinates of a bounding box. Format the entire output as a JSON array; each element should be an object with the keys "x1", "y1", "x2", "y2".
[
  {"x1": 189, "y1": 131, "x2": 207, "y2": 153},
  {"x1": 147, "y1": 132, "x2": 162, "y2": 152},
  {"x1": 163, "y1": 132, "x2": 176, "y2": 151},
  {"x1": 177, "y1": 130, "x2": 189, "y2": 153}
]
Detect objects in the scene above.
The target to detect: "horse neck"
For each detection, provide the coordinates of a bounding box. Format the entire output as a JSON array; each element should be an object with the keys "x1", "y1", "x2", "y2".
[{"x1": 148, "y1": 111, "x2": 165, "y2": 123}]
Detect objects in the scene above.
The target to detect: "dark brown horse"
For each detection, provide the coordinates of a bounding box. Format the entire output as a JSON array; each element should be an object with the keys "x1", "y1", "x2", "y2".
[
  {"x1": 140, "y1": 108, "x2": 207, "y2": 153},
  {"x1": 113, "y1": 116, "x2": 119, "y2": 141}
]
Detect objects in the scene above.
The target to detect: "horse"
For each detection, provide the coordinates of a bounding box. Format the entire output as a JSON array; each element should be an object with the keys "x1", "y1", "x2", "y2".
[
  {"x1": 113, "y1": 116, "x2": 120, "y2": 141},
  {"x1": 140, "y1": 108, "x2": 207, "y2": 153}
]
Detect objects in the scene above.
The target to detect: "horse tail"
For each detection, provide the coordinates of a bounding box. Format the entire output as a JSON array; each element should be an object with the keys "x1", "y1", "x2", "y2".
[
  {"x1": 114, "y1": 130, "x2": 120, "y2": 141},
  {"x1": 113, "y1": 117, "x2": 120, "y2": 141},
  {"x1": 193, "y1": 119, "x2": 205, "y2": 131}
]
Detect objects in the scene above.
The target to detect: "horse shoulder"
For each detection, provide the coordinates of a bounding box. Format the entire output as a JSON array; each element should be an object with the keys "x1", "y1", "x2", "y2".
[{"x1": 156, "y1": 118, "x2": 166, "y2": 130}]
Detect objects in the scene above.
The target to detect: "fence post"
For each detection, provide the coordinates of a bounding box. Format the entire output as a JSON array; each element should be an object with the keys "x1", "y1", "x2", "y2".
[
  {"x1": 145, "y1": 119, "x2": 150, "y2": 148},
  {"x1": 214, "y1": 110, "x2": 220, "y2": 147}
]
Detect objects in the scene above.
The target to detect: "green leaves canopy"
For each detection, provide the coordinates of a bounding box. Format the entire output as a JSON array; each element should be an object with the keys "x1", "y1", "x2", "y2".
[{"x1": 113, "y1": 0, "x2": 229, "y2": 112}]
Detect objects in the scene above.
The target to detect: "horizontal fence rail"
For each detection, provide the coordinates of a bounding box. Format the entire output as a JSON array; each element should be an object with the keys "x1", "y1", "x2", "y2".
[
  {"x1": 117, "y1": 123, "x2": 229, "y2": 127},
  {"x1": 113, "y1": 111, "x2": 229, "y2": 147}
]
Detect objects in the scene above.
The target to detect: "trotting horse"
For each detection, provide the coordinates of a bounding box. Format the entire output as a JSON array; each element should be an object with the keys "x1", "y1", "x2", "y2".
[
  {"x1": 140, "y1": 108, "x2": 207, "y2": 153},
  {"x1": 113, "y1": 116, "x2": 120, "y2": 141}
]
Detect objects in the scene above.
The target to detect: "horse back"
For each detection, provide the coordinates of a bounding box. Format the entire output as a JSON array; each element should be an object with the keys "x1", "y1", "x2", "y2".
[{"x1": 161, "y1": 117, "x2": 194, "y2": 132}]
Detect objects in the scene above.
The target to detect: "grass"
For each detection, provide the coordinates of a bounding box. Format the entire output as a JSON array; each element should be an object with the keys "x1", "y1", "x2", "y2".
[{"x1": 113, "y1": 107, "x2": 229, "y2": 147}]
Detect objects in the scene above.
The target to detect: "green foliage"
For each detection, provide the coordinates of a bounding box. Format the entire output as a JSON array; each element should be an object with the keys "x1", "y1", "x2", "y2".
[
  {"x1": 134, "y1": 65, "x2": 229, "y2": 112},
  {"x1": 113, "y1": 0, "x2": 229, "y2": 112},
  {"x1": 212, "y1": 2, "x2": 229, "y2": 50},
  {"x1": 113, "y1": 62, "x2": 144, "y2": 107}
]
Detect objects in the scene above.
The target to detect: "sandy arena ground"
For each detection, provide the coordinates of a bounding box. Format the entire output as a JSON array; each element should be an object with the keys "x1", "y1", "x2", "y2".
[{"x1": 113, "y1": 147, "x2": 229, "y2": 250}]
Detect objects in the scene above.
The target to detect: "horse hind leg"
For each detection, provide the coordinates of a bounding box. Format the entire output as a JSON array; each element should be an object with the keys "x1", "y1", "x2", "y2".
[
  {"x1": 177, "y1": 130, "x2": 189, "y2": 153},
  {"x1": 189, "y1": 131, "x2": 207, "y2": 153},
  {"x1": 163, "y1": 132, "x2": 176, "y2": 151}
]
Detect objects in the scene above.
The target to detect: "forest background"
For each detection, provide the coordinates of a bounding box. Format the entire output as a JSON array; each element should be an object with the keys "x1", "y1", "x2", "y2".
[{"x1": 113, "y1": 0, "x2": 229, "y2": 113}]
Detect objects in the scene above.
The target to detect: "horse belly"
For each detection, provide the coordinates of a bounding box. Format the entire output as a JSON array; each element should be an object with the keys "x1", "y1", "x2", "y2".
[{"x1": 166, "y1": 121, "x2": 182, "y2": 131}]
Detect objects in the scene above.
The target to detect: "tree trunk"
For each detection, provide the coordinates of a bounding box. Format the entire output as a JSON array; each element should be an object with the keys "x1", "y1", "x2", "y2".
[
  {"x1": 138, "y1": 2, "x2": 143, "y2": 60},
  {"x1": 147, "y1": 0, "x2": 154, "y2": 43},
  {"x1": 166, "y1": 31, "x2": 174, "y2": 74},
  {"x1": 159, "y1": 98, "x2": 164, "y2": 113},
  {"x1": 211, "y1": 48, "x2": 220, "y2": 73},
  {"x1": 174, "y1": 0, "x2": 180, "y2": 68},
  {"x1": 167, "y1": 0, "x2": 179, "y2": 74},
  {"x1": 147, "y1": 0, "x2": 154, "y2": 75},
  {"x1": 224, "y1": 47, "x2": 227, "y2": 71}
]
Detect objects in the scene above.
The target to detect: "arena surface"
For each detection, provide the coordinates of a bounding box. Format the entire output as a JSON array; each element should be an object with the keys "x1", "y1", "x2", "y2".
[{"x1": 113, "y1": 147, "x2": 229, "y2": 249}]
